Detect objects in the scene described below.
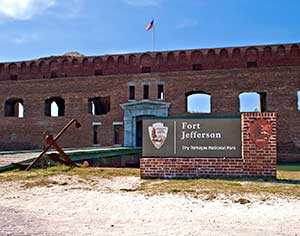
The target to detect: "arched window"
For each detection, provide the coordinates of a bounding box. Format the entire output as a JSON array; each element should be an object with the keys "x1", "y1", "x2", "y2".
[
  {"x1": 155, "y1": 53, "x2": 163, "y2": 65},
  {"x1": 232, "y1": 48, "x2": 241, "y2": 60},
  {"x1": 106, "y1": 56, "x2": 115, "y2": 68},
  {"x1": 88, "y1": 97, "x2": 110, "y2": 115},
  {"x1": 186, "y1": 92, "x2": 211, "y2": 113},
  {"x1": 157, "y1": 82, "x2": 164, "y2": 99},
  {"x1": 93, "y1": 57, "x2": 103, "y2": 75},
  {"x1": 50, "y1": 101, "x2": 59, "y2": 117},
  {"x1": 62, "y1": 59, "x2": 69, "y2": 68},
  {"x1": 39, "y1": 61, "x2": 46, "y2": 72},
  {"x1": 277, "y1": 45, "x2": 286, "y2": 58},
  {"x1": 239, "y1": 92, "x2": 266, "y2": 112},
  {"x1": 291, "y1": 44, "x2": 300, "y2": 57},
  {"x1": 30, "y1": 62, "x2": 37, "y2": 72},
  {"x1": 72, "y1": 59, "x2": 79, "y2": 66},
  {"x1": 5, "y1": 98, "x2": 24, "y2": 118},
  {"x1": 82, "y1": 58, "x2": 89, "y2": 67},
  {"x1": 178, "y1": 51, "x2": 187, "y2": 64},
  {"x1": 45, "y1": 97, "x2": 65, "y2": 117},
  {"x1": 129, "y1": 55, "x2": 137, "y2": 66},
  {"x1": 167, "y1": 52, "x2": 176, "y2": 65},
  {"x1": 21, "y1": 62, "x2": 27, "y2": 72},
  {"x1": 297, "y1": 91, "x2": 300, "y2": 111},
  {"x1": 18, "y1": 102, "x2": 24, "y2": 118},
  {"x1": 263, "y1": 46, "x2": 272, "y2": 59},
  {"x1": 128, "y1": 84, "x2": 135, "y2": 100}
]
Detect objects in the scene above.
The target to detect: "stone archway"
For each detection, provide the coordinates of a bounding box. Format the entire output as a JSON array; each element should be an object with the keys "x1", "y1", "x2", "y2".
[{"x1": 120, "y1": 100, "x2": 170, "y2": 147}]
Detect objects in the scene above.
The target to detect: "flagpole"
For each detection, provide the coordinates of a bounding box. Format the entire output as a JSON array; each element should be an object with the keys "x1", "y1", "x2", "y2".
[
  {"x1": 146, "y1": 19, "x2": 155, "y2": 51},
  {"x1": 153, "y1": 19, "x2": 155, "y2": 51}
]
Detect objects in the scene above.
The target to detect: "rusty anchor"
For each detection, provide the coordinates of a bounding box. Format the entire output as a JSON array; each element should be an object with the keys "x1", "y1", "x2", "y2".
[{"x1": 24, "y1": 119, "x2": 82, "y2": 171}]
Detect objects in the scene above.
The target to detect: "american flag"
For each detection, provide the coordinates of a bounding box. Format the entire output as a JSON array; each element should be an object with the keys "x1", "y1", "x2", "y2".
[{"x1": 146, "y1": 19, "x2": 154, "y2": 30}]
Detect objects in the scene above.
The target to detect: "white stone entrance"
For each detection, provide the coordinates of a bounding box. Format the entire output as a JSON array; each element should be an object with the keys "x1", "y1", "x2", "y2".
[{"x1": 120, "y1": 100, "x2": 170, "y2": 147}]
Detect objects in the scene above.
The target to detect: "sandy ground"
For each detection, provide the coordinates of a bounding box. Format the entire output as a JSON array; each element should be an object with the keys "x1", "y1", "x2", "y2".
[{"x1": 0, "y1": 176, "x2": 299, "y2": 236}]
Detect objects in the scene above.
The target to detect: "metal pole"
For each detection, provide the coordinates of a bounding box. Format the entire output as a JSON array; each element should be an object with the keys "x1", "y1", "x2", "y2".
[{"x1": 153, "y1": 20, "x2": 155, "y2": 52}]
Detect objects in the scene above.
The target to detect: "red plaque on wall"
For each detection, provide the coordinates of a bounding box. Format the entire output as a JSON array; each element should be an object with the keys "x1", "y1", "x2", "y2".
[{"x1": 249, "y1": 119, "x2": 272, "y2": 148}]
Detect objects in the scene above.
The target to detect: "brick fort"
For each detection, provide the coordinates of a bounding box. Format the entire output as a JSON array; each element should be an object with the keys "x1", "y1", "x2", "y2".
[{"x1": 0, "y1": 42, "x2": 299, "y2": 162}]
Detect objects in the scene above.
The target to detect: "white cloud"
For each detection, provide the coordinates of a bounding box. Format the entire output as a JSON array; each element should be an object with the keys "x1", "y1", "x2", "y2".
[
  {"x1": 176, "y1": 19, "x2": 198, "y2": 29},
  {"x1": 13, "y1": 36, "x2": 26, "y2": 44},
  {"x1": 124, "y1": 0, "x2": 162, "y2": 7},
  {"x1": 0, "y1": 0, "x2": 56, "y2": 20},
  {"x1": 51, "y1": 0, "x2": 84, "y2": 19},
  {"x1": 13, "y1": 33, "x2": 39, "y2": 45}
]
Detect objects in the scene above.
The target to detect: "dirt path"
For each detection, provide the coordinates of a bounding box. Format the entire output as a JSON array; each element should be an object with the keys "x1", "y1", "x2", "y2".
[{"x1": 0, "y1": 177, "x2": 299, "y2": 236}]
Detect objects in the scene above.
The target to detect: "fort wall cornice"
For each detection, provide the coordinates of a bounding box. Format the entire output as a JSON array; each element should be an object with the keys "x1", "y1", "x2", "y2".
[
  {"x1": 1, "y1": 64, "x2": 300, "y2": 86},
  {"x1": 1, "y1": 42, "x2": 300, "y2": 81}
]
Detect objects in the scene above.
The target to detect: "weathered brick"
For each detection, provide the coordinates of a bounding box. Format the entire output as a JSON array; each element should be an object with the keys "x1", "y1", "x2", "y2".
[{"x1": 0, "y1": 43, "x2": 298, "y2": 162}]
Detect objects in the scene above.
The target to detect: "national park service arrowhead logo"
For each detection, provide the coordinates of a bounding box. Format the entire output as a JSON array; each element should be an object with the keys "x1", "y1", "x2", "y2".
[
  {"x1": 148, "y1": 122, "x2": 168, "y2": 149},
  {"x1": 249, "y1": 119, "x2": 272, "y2": 148}
]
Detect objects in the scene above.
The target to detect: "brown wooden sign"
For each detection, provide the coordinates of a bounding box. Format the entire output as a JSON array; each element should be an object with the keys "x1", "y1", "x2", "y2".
[{"x1": 143, "y1": 117, "x2": 242, "y2": 158}]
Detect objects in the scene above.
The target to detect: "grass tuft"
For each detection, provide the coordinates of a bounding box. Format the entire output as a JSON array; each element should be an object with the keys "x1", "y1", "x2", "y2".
[
  {"x1": 0, "y1": 164, "x2": 299, "y2": 198},
  {"x1": 233, "y1": 198, "x2": 251, "y2": 204},
  {"x1": 0, "y1": 166, "x2": 140, "y2": 189}
]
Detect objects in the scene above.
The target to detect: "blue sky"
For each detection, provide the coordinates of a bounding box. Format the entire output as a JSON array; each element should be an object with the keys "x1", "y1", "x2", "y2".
[
  {"x1": 0, "y1": 0, "x2": 299, "y2": 62},
  {"x1": 1, "y1": 0, "x2": 299, "y2": 113}
]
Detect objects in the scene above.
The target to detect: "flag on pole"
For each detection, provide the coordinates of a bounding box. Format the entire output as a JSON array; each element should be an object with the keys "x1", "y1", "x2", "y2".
[
  {"x1": 146, "y1": 19, "x2": 155, "y2": 51},
  {"x1": 146, "y1": 19, "x2": 154, "y2": 31}
]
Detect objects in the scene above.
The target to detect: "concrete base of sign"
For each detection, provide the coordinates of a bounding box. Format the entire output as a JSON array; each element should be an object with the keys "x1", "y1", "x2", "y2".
[{"x1": 140, "y1": 113, "x2": 277, "y2": 178}]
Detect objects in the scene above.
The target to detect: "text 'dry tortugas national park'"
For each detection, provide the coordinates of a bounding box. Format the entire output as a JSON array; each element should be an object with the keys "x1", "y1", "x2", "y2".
[
  {"x1": 141, "y1": 113, "x2": 277, "y2": 178},
  {"x1": 2, "y1": 42, "x2": 300, "y2": 177}
]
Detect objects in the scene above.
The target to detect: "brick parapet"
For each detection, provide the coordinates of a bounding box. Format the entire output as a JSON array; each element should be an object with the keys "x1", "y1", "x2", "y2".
[
  {"x1": 1, "y1": 43, "x2": 300, "y2": 81},
  {"x1": 140, "y1": 112, "x2": 277, "y2": 178}
]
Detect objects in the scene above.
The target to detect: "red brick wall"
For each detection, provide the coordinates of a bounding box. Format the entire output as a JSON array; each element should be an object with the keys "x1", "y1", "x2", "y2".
[
  {"x1": 0, "y1": 42, "x2": 299, "y2": 162},
  {"x1": 140, "y1": 112, "x2": 277, "y2": 178},
  {"x1": 0, "y1": 43, "x2": 300, "y2": 82}
]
